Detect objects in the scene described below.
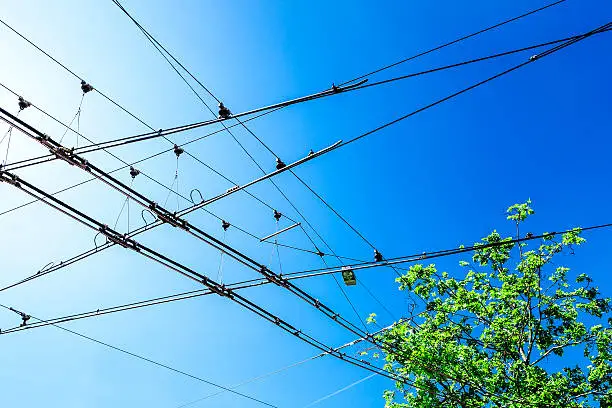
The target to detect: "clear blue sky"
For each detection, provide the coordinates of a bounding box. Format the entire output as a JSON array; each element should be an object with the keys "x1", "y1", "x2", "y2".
[{"x1": 0, "y1": 1, "x2": 611, "y2": 407}]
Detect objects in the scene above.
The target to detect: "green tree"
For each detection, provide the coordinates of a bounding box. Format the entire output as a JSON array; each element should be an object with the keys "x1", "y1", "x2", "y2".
[{"x1": 377, "y1": 201, "x2": 612, "y2": 407}]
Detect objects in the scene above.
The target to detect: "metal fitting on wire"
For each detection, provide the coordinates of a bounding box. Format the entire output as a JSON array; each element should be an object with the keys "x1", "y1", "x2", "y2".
[
  {"x1": 129, "y1": 166, "x2": 140, "y2": 179},
  {"x1": 374, "y1": 249, "x2": 383, "y2": 262},
  {"x1": 273, "y1": 209, "x2": 282, "y2": 221},
  {"x1": 173, "y1": 144, "x2": 184, "y2": 158},
  {"x1": 17, "y1": 96, "x2": 31, "y2": 111},
  {"x1": 218, "y1": 102, "x2": 231, "y2": 119},
  {"x1": 275, "y1": 158, "x2": 286, "y2": 170},
  {"x1": 80, "y1": 80, "x2": 94, "y2": 94}
]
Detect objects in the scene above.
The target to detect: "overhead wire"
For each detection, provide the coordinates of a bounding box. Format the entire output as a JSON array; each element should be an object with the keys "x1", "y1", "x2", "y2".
[
  {"x1": 173, "y1": 320, "x2": 405, "y2": 408},
  {"x1": 338, "y1": 0, "x2": 567, "y2": 86},
  {"x1": 4, "y1": 218, "x2": 609, "y2": 336},
  {"x1": 0, "y1": 169, "x2": 410, "y2": 384},
  {"x1": 104, "y1": 9, "x2": 612, "y2": 336},
  {"x1": 3, "y1": 30, "x2": 602, "y2": 170},
  {"x1": 0, "y1": 304, "x2": 279, "y2": 408},
  {"x1": 1, "y1": 22, "x2": 606, "y2": 301},
  {"x1": 2, "y1": 3, "x2": 596, "y2": 400},
  {"x1": 93, "y1": 1, "x2": 381, "y2": 335},
  {"x1": 1, "y1": 107, "x2": 423, "y2": 388}
]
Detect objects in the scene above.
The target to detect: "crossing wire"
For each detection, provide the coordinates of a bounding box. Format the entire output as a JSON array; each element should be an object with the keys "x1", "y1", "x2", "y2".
[
  {"x1": 0, "y1": 17, "x2": 308, "y2": 234},
  {"x1": 0, "y1": 82, "x2": 308, "y2": 247},
  {"x1": 0, "y1": 113, "x2": 379, "y2": 355},
  {"x1": 2, "y1": 22, "x2": 605, "y2": 299},
  {"x1": 110, "y1": 0, "x2": 379, "y2": 330},
  {"x1": 3, "y1": 30, "x2": 600, "y2": 169},
  {"x1": 3, "y1": 219, "x2": 609, "y2": 335},
  {"x1": 1, "y1": 108, "x2": 424, "y2": 390},
  {"x1": 0, "y1": 169, "x2": 411, "y2": 385}
]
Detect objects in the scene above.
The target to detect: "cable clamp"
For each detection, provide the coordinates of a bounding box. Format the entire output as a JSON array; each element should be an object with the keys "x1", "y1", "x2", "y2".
[
  {"x1": 149, "y1": 203, "x2": 189, "y2": 230},
  {"x1": 50, "y1": 146, "x2": 91, "y2": 171},
  {"x1": 100, "y1": 225, "x2": 140, "y2": 251},
  {"x1": 0, "y1": 171, "x2": 20, "y2": 187}
]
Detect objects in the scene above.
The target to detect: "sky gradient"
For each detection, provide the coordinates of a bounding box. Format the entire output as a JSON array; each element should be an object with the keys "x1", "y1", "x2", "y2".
[{"x1": 0, "y1": 1, "x2": 611, "y2": 407}]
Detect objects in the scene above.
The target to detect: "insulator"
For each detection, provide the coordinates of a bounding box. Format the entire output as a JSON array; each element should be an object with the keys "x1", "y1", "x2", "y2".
[
  {"x1": 374, "y1": 249, "x2": 383, "y2": 262},
  {"x1": 275, "y1": 158, "x2": 286, "y2": 170},
  {"x1": 529, "y1": 54, "x2": 539, "y2": 61},
  {"x1": 308, "y1": 149, "x2": 315, "y2": 156},
  {"x1": 218, "y1": 102, "x2": 232, "y2": 119},
  {"x1": 273, "y1": 210, "x2": 282, "y2": 221},
  {"x1": 20, "y1": 314, "x2": 30, "y2": 327},
  {"x1": 81, "y1": 80, "x2": 94, "y2": 94},
  {"x1": 331, "y1": 83, "x2": 340, "y2": 93},
  {"x1": 17, "y1": 96, "x2": 31, "y2": 111},
  {"x1": 221, "y1": 220, "x2": 230, "y2": 231},
  {"x1": 129, "y1": 166, "x2": 140, "y2": 179},
  {"x1": 173, "y1": 144, "x2": 184, "y2": 158}
]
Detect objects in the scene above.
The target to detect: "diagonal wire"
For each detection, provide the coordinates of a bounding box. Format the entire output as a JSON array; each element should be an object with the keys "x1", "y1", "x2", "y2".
[{"x1": 0, "y1": 304, "x2": 279, "y2": 408}]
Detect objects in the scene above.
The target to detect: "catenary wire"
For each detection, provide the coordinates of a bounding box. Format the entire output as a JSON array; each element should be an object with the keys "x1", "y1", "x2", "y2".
[
  {"x1": 3, "y1": 30, "x2": 600, "y2": 169},
  {"x1": 109, "y1": 0, "x2": 378, "y2": 330}
]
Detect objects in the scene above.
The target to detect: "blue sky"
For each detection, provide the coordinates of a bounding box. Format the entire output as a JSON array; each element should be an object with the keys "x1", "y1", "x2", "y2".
[{"x1": 0, "y1": 1, "x2": 611, "y2": 407}]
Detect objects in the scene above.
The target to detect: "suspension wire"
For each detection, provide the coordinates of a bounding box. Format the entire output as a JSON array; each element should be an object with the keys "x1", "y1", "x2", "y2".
[
  {"x1": 0, "y1": 117, "x2": 412, "y2": 384},
  {"x1": 0, "y1": 18, "x2": 309, "y2": 230},
  {"x1": 4, "y1": 169, "x2": 608, "y2": 402},
  {"x1": 1, "y1": 24, "x2": 604, "y2": 297},
  {"x1": 4, "y1": 146, "x2": 475, "y2": 397},
  {"x1": 217, "y1": 229, "x2": 226, "y2": 283},
  {"x1": 0, "y1": 109, "x2": 19, "y2": 166},
  {"x1": 113, "y1": 178, "x2": 134, "y2": 231},
  {"x1": 4, "y1": 215, "x2": 612, "y2": 333},
  {"x1": 4, "y1": 29, "x2": 603, "y2": 169},
  {"x1": 0, "y1": 86, "x2": 306, "y2": 255},
  {"x1": 109, "y1": 0, "x2": 380, "y2": 335},
  {"x1": 97, "y1": 2, "x2": 606, "y2": 325},
  {"x1": 338, "y1": 0, "x2": 566, "y2": 86},
  {"x1": 0, "y1": 305, "x2": 279, "y2": 408},
  {"x1": 58, "y1": 93, "x2": 84, "y2": 144},
  {"x1": 0, "y1": 171, "x2": 412, "y2": 385}
]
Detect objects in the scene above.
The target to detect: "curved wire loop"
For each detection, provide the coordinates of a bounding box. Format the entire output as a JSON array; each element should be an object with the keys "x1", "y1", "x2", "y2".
[{"x1": 190, "y1": 188, "x2": 204, "y2": 204}]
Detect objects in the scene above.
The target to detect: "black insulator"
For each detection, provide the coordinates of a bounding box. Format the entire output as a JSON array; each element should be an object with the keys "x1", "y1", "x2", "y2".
[
  {"x1": 273, "y1": 210, "x2": 282, "y2": 221},
  {"x1": 81, "y1": 80, "x2": 94, "y2": 94},
  {"x1": 222, "y1": 220, "x2": 230, "y2": 231},
  {"x1": 17, "y1": 96, "x2": 31, "y2": 111},
  {"x1": 275, "y1": 158, "x2": 286, "y2": 170},
  {"x1": 331, "y1": 83, "x2": 340, "y2": 93},
  {"x1": 173, "y1": 144, "x2": 184, "y2": 158},
  {"x1": 129, "y1": 166, "x2": 140, "y2": 179},
  {"x1": 374, "y1": 249, "x2": 383, "y2": 262},
  {"x1": 218, "y1": 102, "x2": 232, "y2": 119},
  {"x1": 20, "y1": 314, "x2": 30, "y2": 327},
  {"x1": 308, "y1": 149, "x2": 315, "y2": 156}
]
